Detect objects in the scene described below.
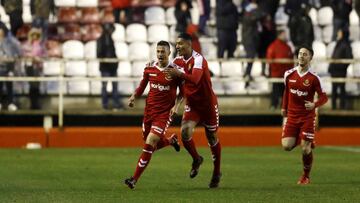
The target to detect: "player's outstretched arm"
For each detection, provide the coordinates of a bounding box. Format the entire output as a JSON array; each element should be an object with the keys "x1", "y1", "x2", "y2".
[{"x1": 128, "y1": 94, "x2": 136, "y2": 108}]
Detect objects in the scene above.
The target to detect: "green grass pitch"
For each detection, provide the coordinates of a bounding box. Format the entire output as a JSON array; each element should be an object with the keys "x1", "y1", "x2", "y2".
[{"x1": 0, "y1": 147, "x2": 359, "y2": 202}]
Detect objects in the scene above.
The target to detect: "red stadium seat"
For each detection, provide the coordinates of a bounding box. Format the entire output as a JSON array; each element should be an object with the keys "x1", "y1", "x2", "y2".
[
  {"x1": 47, "y1": 23, "x2": 60, "y2": 41},
  {"x1": 16, "y1": 24, "x2": 31, "y2": 41},
  {"x1": 60, "y1": 23, "x2": 82, "y2": 41},
  {"x1": 80, "y1": 7, "x2": 100, "y2": 24},
  {"x1": 46, "y1": 40, "x2": 62, "y2": 57},
  {"x1": 98, "y1": 0, "x2": 111, "y2": 8},
  {"x1": 101, "y1": 7, "x2": 115, "y2": 23},
  {"x1": 82, "y1": 24, "x2": 102, "y2": 42},
  {"x1": 57, "y1": 7, "x2": 79, "y2": 23}
]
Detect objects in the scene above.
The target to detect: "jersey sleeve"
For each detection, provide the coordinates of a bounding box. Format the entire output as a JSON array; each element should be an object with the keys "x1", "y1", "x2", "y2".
[
  {"x1": 281, "y1": 79, "x2": 289, "y2": 110},
  {"x1": 134, "y1": 68, "x2": 149, "y2": 97},
  {"x1": 180, "y1": 68, "x2": 203, "y2": 85},
  {"x1": 313, "y1": 76, "x2": 328, "y2": 108}
]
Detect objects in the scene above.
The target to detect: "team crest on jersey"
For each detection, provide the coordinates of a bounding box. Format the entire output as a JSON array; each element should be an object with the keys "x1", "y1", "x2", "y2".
[
  {"x1": 303, "y1": 79, "x2": 310, "y2": 87},
  {"x1": 165, "y1": 73, "x2": 172, "y2": 81}
]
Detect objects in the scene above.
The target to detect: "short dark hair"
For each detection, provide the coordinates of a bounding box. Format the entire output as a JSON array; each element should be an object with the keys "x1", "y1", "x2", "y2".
[
  {"x1": 177, "y1": 32, "x2": 192, "y2": 41},
  {"x1": 299, "y1": 45, "x2": 314, "y2": 57},
  {"x1": 157, "y1": 40, "x2": 170, "y2": 49}
]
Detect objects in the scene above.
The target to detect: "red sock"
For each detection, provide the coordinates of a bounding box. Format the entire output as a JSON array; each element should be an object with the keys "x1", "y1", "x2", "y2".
[
  {"x1": 156, "y1": 137, "x2": 170, "y2": 151},
  {"x1": 210, "y1": 140, "x2": 221, "y2": 176},
  {"x1": 302, "y1": 151, "x2": 313, "y2": 178},
  {"x1": 182, "y1": 137, "x2": 200, "y2": 160},
  {"x1": 133, "y1": 144, "x2": 154, "y2": 181}
]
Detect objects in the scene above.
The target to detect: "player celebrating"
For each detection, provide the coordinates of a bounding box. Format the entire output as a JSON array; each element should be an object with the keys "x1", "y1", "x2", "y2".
[
  {"x1": 281, "y1": 46, "x2": 328, "y2": 185},
  {"x1": 164, "y1": 33, "x2": 221, "y2": 188},
  {"x1": 124, "y1": 41, "x2": 183, "y2": 189}
]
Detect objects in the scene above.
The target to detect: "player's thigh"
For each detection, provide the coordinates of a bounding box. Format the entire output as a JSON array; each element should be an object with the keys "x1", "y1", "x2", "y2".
[
  {"x1": 150, "y1": 119, "x2": 169, "y2": 139},
  {"x1": 282, "y1": 118, "x2": 300, "y2": 150},
  {"x1": 181, "y1": 105, "x2": 200, "y2": 140},
  {"x1": 142, "y1": 117, "x2": 152, "y2": 141},
  {"x1": 201, "y1": 104, "x2": 220, "y2": 145},
  {"x1": 300, "y1": 116, "x2": 316, "y2": 142}
]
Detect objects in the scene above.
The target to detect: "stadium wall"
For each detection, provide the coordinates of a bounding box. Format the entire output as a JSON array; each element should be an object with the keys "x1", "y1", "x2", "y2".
[{"x1": 1, "y1": 127, "x2": 360, "y2": 148}]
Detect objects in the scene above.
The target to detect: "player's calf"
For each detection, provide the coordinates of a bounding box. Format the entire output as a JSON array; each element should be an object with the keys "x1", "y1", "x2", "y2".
[{"x1": 170, "y1": 133, "x2": 180, "y2": 152}]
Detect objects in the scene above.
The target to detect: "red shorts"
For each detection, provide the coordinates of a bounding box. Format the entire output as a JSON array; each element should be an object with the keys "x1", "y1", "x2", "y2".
[
  {"x1": 282, "y1": 115, "x2": 316, "y2": 141},
  {"x1": 142, "y1": 113, "x2": 172, "y2": 140},
  {"x1": 182, "y1": 103, "x2": 219, "y2": 132}
]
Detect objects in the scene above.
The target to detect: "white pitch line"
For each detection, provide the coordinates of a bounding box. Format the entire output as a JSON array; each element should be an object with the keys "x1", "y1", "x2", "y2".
[{"x1": 322, "y1": 146, "x2": 360, "y2": 153}]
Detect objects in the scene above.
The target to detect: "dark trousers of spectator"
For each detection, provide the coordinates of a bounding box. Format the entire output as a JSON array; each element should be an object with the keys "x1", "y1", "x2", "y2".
[
  {"x1": 331, "y1": 82, "x2": 346, "y2": 110},
  {"x1": 25, "y1": 65, "x2": 41, "y2": 109},
  {"x1": 113, "y1": 8, "x2": 132, "y2": 25},
  {"x1": 101, "y1": 69, "x2": 121, "y2": 109},
  {"x1": 32, "y1": 17, "x2": 49, "y2": 40},
  {"x1": 0, "y1": 68, "x2": 14, "y2": 106},
  {"x1": 217, "y1": 29, "x2": 237, "y2": 58},
  {"x1": 270, "y1": 82, "x2": 285, "y2": 109},
  {"x1": 9, "y1": 9, "x2": 24, "y2": 36},
  {"x1": 243, "y1": 43, "x2": 258, "y2": 87},
  {"x1": 198, "y1": 0, "x2": 210, "y2": 34},
  {"x1": 332, "y1": 18, "x2": 349, "y2": 41}
]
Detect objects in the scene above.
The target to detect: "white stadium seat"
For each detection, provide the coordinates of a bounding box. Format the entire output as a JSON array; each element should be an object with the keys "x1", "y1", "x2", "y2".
[
  {"x1": 112, "y1": 23, "x2": 125, "y2": 42},
  {"x1": 247, "y1": 77, "x2": 270, "y2": 95},
  {"x1": 118, "y1": 81, "x2": 135, "y2": 95},
  {"x1": 46, "y1": 81, "x2": 67, "y2": 95},
  {"x1": 312, "y1": 41, "x2": 327, "y2": 58},
  {"x1": 67, "y1": 81, "x2": 90, "y2": 95},
  {"x1": 145, "y1": 6, "x2": 166, "y2": 25},
  {"x1": 87, "y1": 61, "x2": 100, "y2": 77},
  {"x1": 126, "y1": 23, "x2": 147, "y2": 42},
  {"x1": 77, "y1": 0, "x2": 98, "y2": 7},
  {"x1": 200, "y1": 41, "x2": 217, "y2": 60},
  {"x1": 320, "y1": 76, "x2": 332, "y2": 95},
  {"x1": 309, "y1": 8, "x2": 318, "y2": 25},
  {"x1": 350, "y1": 10, "x2": 359, "y2": 26},
  {"x1": 349, "y1": 25, "x2": 360, "y2": 41},
  {"x1": 0, "y1": 7, "x2": 9, "y2": 23},
  {"x1": 223, "y1": 81, "x2": 247, "y2": 95},
  {"x1": 117, "y1": 61, "x2": 132, "y2": 77},
  {"x1": 128, "y1": 42, "x2": 150, "y2": 61},
  {"x1": 191, "y1": 1, "x2": 199, "y2": 25},
  {"x1": 65, "y1": 60, "x2": 87, "y2": 76},
  {"x1": 165, "y1": 7, "x2": 176, "y2": 25},
  {"x1": 351, "y1": 41, "x2": 360, "y2": 77},
  {"x1": 62, "y1": 40, "x2": 84, "y2": 59},
  {"x1": 147, "y1": 24, "x2": 169, "y2": 43},
  {"x1": 84, "y1": 40, "x2": 97, "y2": 59},
  {"x1": 55, "y1": 0, "x2": 76, "y2": 7},
  {"x1": 208, "y1": 61, "x2": 221, "y2": 77},
  {"x1": 90, "y1": 81, "x2": 101, "y2": 95},
  {"x1": 22, "y1": 5, "x2": 32, "y2": 23},
  {"x1": 131, "y1": 61, "x2": 147, "y2": 77},
  {"x1": 115, "y1": 42, "x2": 129, "y2": 60},
  {"x1": 317, "y1": 7, "x2": 333, "y2": 26},
  {"x1": 234, "y1": 44, "x2": 246, "y2": 58},
  {"x1": 43, "y1": 60, "x2": 62, "y2": 76},
  {"x1": 251, "y1": 61, "x2": 264, "y2": 77},
  {"x1": 326, "y1": 41, "x2": 336, "y2": 58},
  {"x1": 221, "y1": 61, "x2": 243, "y2": 77},
  {"x1": 211, "y1": 78, "x2": 225, "y2": 95},
  {"x1": 275, "y1": 6, "x2": 289, "y2": 25},
  {"x1": 313, "y1": 25, "x2": 322, "y2": 42},
  {"x1": 322, "y1": 25, "x2": 333, "y2": 44}
]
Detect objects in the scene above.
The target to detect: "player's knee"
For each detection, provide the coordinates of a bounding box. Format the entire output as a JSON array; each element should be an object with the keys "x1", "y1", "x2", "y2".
[
  {"x1": 282, "y1": 145, "x2": 294, "y2": 151},
  {"x1": 145, "y1": 133, "x2": 160, "y2": 147},
  {"x1": 181, "y1": 127, "x2": 191, "y2": 140},
  {"x1": 301, "y1": 145, "x2": 312, "y2": 155},
  {"x1": 205, "y1": 131, "x2": 217, "y2": 145}
]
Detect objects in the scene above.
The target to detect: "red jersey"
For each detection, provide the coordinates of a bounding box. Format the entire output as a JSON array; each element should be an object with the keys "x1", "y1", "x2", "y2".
[
  {"x1": 135, "y1": 62, "x2": 182, "y2": 118},
  {"x1": 172, "y1": 51, "x2": 217, "y2": 106},
  {"x1": 282, "y1": 67, "x2": 328, "y2": 117}
]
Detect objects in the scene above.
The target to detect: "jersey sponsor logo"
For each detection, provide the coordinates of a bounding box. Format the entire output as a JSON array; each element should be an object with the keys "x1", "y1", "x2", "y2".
[
  {"x1": 290, "y1": 88, "x2": 308, "y2": 96},
  {"x1": 303, "y1": 79, "x2": 310, "y2": 86},
  {"x1": 150, "y1": 83, "x2": 170, "y2": 91},
  {"x1": 289, "y1": 79, "x2": 297, "y2": 83}
]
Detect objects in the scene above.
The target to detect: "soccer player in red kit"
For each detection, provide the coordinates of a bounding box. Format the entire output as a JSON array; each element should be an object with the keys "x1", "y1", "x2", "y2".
[
  {"x1": 165, "y1": 33, "x2": 221, "y2": 188},
  {"x1": 281, "y1": 46, "x2": 328, "y2": 185},
  {"x1": 124, "y1": 41, "x2": 183, "y2": 189}
]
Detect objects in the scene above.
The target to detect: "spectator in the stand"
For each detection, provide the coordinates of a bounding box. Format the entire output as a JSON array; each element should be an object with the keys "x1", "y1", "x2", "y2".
[
  {"x1": 241, "y1": 0, "x2": 266, "y2": 87},
  {"x1": 258, "y1": 14, "x2": 276, "y2": 76},
  {"x1": 285, "y1": 0, "x2": 309, "y2": 16},
  {"x1": 30, "y1": 0, "x2": 55, "y2": 41},
  {"x1": 97, "y1": 23, "x2": 123, "y2": 110},
  {"x1": 1, "y1": 0, "x2": 23, "y2": 36},
  {"x1": 0, "y1": 27, "x2": 21, "y2": 111},
  {"x1": 331, "y1": 0, "x2": 352, "y2": 41},
  {"x1": 328, "y1": 28, "x2": 353, "y2": 110},
  {"x1": 216, "y1": 0, "x2": 238, "y2": 59},
  {"x1": 186, "y1": 23, "x2": 202, "y2": 53},
  {"x1": 22, "y1": 28, "x2": 46, "y2": 109},
  {"x1": 197, "y1": 0, "x2": 210, "y2": 36},
  {"x1": 356, "y1": 0, "x2": 360, "y2": 38},
  {"x1": 266, "y1": 30, "x2": 293, "y2": 110},
  {"x1": 288, "y1": 3, "x2": 314, "y2": 51},
  {"x1": 112, "y1": 0, "x2": 132, "y2": 25},
  {"x1": 258, "y1": 0, "x2": 280, "y2": 19},
  {"x1": 175, "y1": 0, "x2": 192, "y2": 35}
]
